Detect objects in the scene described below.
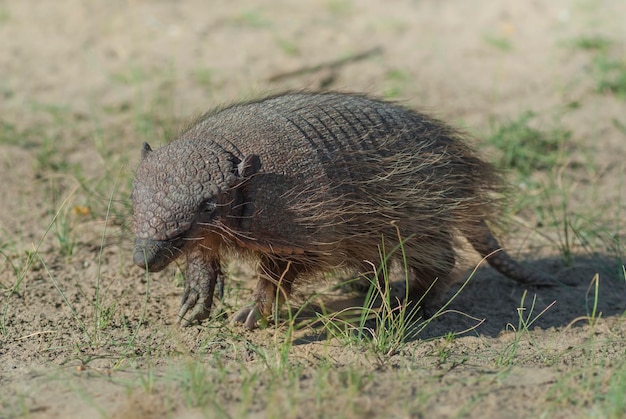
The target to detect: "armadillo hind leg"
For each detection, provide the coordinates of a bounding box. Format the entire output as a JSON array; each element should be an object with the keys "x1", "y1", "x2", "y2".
[
  {"x1": 407, "y1": 231, "x2": 456, "y2": 302},
  {"x1": 467, "y1": 221, "x2": 554, "y2": 286}
]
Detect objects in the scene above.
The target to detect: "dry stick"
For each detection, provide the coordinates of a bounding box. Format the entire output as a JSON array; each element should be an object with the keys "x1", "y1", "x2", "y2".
[
  {"x1": 17, "y1": 330, "x2": 57, "y2": 340},
  {"x1": 267, "y1": 46, "x2": 383, "y2": 82}
]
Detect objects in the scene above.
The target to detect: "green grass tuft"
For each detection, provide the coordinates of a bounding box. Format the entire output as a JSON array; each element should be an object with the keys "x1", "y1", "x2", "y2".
[
  {"x1": 487, "y1": 110, "x2": 570, "y2": 179},
  {"x1": 592, "y1": 54, "x2": 626, "y2": 98},
  {"x1": 570, "y1": 35, "x2": 612, "y2": 51}
]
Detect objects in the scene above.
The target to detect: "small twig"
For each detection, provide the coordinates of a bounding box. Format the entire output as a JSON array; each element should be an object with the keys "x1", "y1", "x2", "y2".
[
  {"x1": 17, "y1": 330, "x2": 57, "y2": 340},
  {"x1": 268, "y1": 46, "x2": 383, "y2": 82}
]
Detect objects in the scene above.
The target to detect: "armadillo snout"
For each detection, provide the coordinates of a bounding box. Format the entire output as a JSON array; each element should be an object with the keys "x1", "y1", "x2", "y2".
[{"x1": 133, "y1": 237, "x2": 181, "y2": 272}]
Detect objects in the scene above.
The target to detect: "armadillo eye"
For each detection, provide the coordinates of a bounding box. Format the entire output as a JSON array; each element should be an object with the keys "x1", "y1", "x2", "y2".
[{"x1": 201, "y1": 200, "x2": 216, "y2": 214}]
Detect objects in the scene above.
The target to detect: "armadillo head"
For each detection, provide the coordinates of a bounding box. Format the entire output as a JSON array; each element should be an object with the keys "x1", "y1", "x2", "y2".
[{"x1": 131, "y1": 139, "x2": 260, "y2": 272}]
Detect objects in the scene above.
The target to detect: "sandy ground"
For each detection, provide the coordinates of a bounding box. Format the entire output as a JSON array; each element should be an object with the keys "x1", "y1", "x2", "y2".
[{"x1": 1, "y1": 0, "x2": 626, "y2": 418}]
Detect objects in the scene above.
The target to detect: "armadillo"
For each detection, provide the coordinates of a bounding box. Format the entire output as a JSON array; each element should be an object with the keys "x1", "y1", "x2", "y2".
[{"x1": 131, "y1": 92, "x2": 550, "y2": 329}]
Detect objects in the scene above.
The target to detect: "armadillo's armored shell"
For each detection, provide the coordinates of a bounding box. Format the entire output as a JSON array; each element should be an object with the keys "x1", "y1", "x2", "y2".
[{"x1": 172, "y1": 93, "x2": 502, "y2": 256}]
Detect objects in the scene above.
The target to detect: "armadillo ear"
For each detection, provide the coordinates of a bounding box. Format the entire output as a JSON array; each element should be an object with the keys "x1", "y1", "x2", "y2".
[
  {"x1": 237, "y1": 155, "x2": 261, "y2": 178},
  {"x1": 141, "y1": 142, "x2": 152, "y2": 159}
]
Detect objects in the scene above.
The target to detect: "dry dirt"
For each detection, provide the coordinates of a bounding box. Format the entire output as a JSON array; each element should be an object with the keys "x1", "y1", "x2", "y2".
[{"x1": 1, "y1": 1, "x2": 626, "y2": 418}]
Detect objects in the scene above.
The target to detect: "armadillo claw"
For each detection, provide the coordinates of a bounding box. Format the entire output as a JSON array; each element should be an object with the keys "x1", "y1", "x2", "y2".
[
  {"x1": 177, "y1": 284, "x2": 213, "y2": 327},
  {"x1": 231, "y1": 304, "x2": 263, "y2": 330}
]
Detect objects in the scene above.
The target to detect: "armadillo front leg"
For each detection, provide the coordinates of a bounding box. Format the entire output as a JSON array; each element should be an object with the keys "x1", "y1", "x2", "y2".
[{"x1": 178, "y1": 250, "x2": 222, "y2": 327}]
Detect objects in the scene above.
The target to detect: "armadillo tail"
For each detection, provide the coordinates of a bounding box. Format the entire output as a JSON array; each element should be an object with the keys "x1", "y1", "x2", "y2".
[{"x1": 467, "y1": 221, "x2": 554, "y2": 286}]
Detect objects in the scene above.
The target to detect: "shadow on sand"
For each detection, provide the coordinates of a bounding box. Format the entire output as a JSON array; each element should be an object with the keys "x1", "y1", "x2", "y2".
[{"x1": 290, "y1": 254, "x2": 625, "y2": 344}]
